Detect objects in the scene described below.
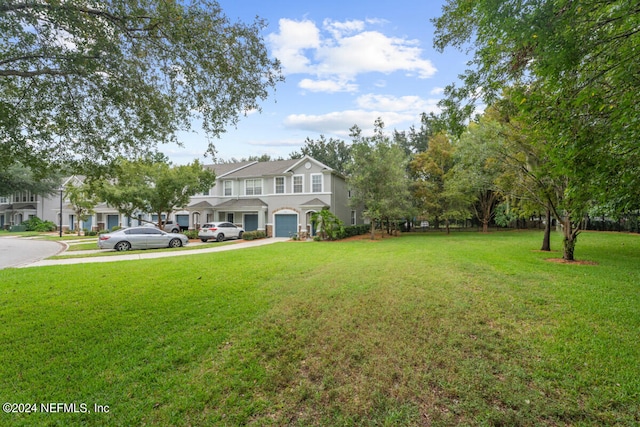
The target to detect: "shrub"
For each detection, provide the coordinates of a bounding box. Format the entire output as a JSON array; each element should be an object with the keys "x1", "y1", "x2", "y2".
[
  {"x1": 21, "y1": 216, "x2": 57, "y2": 232},
  {"x1": 183, "y1": 229, "x2": 199, "y2": 240},
  {"x1": 339, "y1": 224, "x2": 370, "y2": 239},
  {"x1": 242, "y1": 230, "x2": 266, "y2": 240},
  {"x1": 311, "y1": 209, "x2": 344, "y2": 241},
  {"x1": 85, "y1": 230, "x2": 98, "y2": 236}
]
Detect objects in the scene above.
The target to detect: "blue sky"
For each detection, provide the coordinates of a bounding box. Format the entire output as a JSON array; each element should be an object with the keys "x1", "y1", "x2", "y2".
[{"x1": 166, "y1": 0, "x2": 469, "y2": 164}]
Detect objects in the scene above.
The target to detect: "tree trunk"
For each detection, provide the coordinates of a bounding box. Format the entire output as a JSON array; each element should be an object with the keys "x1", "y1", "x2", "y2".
[
  {"x1": 541, "y1": 208, "x2": 551, "y2": 251},
  {"x1": 562, "y1": 217, "x2": 580, "y2": 261},
  {"x1": 445, "y1": 218, "x2": 450, "y2": 235},
  {"x1": 370, "y1": 221, "x2": 375, "y2": 240},
  {"x1": 482, "y1": 218, "x2": 489, "y2": 233}
]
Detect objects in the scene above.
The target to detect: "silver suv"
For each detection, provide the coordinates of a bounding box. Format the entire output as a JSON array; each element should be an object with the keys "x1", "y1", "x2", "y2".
[
  {"x1": 162, "y1": 220, "x2": 181, "y2": 233},
  {"x1": 198, "y1": 222, "x2": 244, "y2": 242}
]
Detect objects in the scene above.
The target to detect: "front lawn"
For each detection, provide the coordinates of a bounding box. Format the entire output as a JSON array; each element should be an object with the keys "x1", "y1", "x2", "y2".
[{"x1": 0, "y1": 231, "x2": 638, "y2": 426}]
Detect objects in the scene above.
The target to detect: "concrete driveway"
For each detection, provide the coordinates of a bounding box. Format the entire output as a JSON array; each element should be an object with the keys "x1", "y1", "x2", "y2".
[
  {"x1": 0, "y1": 236, "x2": 66, "y2": 269},
  {"x1": 20, "y1": 237, "x2": 291, "y2": 268}
]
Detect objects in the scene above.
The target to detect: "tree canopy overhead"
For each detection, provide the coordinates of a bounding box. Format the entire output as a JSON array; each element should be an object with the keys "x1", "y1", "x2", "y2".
[{"x1": 1, "y1": 0, "x2": 283, "y2": 174}]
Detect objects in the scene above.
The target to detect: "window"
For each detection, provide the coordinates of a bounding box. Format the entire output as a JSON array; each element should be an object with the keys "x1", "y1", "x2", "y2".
[
  {"x1": 227, "y1": 213, "x2": 234, "y2": 223},
  {"x1": 245, "y1": 179, "x2": 262, "y2": 195},
  {"x1": 0, "y1": 197, "x2": 7, "y2": 204},
  {"x1": 224, "y1": 180, "x2": 232, "y2": 196},
  {"x1": 311, "y1": 174, "x2": 322, "y2": 192},
  {"x1": 351, "y1": 210, "x2": 356, "y2": 226},
  {"x1": 275, "y1": 177, "x2": 285, "y2": 194},
  {"x1": 293, "y1": 175, "x2": 303, "y2": 193}
]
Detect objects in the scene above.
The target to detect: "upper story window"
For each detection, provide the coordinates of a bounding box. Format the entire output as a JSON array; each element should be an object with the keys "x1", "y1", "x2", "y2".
[
  {"x1": 311, "y1": 174, "x2": 322, "y2": 192},
  {"x1": 0, "y1": 196, "x2": 7, "y2": 204},
  {"x1": 224, "y1": 180, "x2": 233, "y2": 196},
  {"x1": 293, "y1": 175, "x2": 303, "y2": 193},
  {"x1": 245, "y1": 179, "x2": 262, "y2": 196},
  {"x1": 275, "y1": 177, "x2": 285, "y2": 194}
]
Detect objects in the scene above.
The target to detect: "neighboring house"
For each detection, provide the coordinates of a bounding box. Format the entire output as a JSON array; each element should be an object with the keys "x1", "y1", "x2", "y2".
[
  {"x1": 2, "y1": 156, "x2": 362, "y2": 236},
  {"x1": 0, "y1": 190, "x2": 42, "y2": 229},
  {"x1": 186, "y1": 156, "x2": 361, "y2": 237}
]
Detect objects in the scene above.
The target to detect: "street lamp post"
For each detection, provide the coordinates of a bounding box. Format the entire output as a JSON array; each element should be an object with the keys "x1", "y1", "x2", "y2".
[{"x1": 59, "y1": 187, "x2": 63, "y2": 238}]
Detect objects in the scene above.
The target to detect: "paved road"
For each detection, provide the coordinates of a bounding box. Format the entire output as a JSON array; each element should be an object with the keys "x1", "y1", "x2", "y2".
[
  {"x1": 21, "y1": 237, "x2": 291, "y2": 268},
  {"x1": 0, "y1": 237, "x2": 66, "y2": 269}
]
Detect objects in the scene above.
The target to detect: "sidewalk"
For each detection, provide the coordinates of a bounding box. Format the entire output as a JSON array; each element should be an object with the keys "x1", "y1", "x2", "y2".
[{"x1": 22, "y1": 238, "x2": 290, "y2": 268}]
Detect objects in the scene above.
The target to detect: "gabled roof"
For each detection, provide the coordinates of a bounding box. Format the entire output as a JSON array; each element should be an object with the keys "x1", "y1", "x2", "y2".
[
  {"x1": 300, "y1": 198, "x2": 329, "y2": 208},
  {"x1": 205, "y1": 156, "x2": 339, "y2": 179},
  {"x1": 286, "y1": 156, "x2": 334, "y2": 174},
  {"x1": 188, "y1": 200, "x2": 215, "y2": 209},
  {"x1": 214, "y1": 198, "x2": 267, "y2": 210},
  {"x1": 221, "y1": 158, "x2": 300, "y2": 178},
  {"x1": 205, "y1": 161, "x2": 256, "y2": 178}
]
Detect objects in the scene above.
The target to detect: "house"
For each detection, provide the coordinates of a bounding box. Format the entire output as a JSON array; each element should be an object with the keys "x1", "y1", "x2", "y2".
[
  {"x1": 1, "y1": 156, "x2": 362, "y2": 236},
  {"x1": 0, "y1": 190, "x2": 43, "y2": 229},
  {"x1": 183, "y1": 156, "x2": 360, "y2": 237}
]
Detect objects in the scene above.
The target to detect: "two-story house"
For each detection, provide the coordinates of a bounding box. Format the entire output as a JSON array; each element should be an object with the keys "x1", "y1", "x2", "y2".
[
  {"x1": 184, "y1": 156, "x2": 360, "y2": 237},
  {"x1": 2, "y1": 156, "x2": 361, "y2": 235}
]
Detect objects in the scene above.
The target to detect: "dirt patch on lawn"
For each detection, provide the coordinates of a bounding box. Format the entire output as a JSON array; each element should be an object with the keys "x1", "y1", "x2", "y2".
[
  {"x1": 545, "y1": 258, "x2": 598, "y2": 265},
  {"x1": 340, "y1": 232, "x2": 401, "y2": 242}
]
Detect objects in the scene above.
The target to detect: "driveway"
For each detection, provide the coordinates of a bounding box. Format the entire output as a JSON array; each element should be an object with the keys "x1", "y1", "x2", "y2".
[
  {"x1": 0, "y1": 237, "x2": 65, "y2": 269},
  {"x1": 20, "y1": 237, "x2": 291, "y2": 268}
]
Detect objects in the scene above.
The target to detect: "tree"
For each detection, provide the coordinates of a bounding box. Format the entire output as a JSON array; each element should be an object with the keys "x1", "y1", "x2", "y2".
[
  {"x1": 347, "y1": 119, "x2": 412, "y2": 239},
  {"x1": 65, "y1": 181, "x2": 98, "y2": 236},
  {"x1": 1, "y1": 0, "x2": 283, "y2": 175},
  {"x1": 96, "y1": 156, "x2": 215, "y2": 227},
  {"x1": 449, "y1": 118, "x2": 508, "y2": 233},
  {"x1": 290, "y1": 135, "x2": 351, "y2": 173},
  {"x1": 409, "y1": 132, "x2": 467, "y2": 233},
  {"x1": 433, "y1": 0, "x2": 639, "y2": 259},
  {"x1": 0, "y1": 163, "x2": 61, "y2": 197}
]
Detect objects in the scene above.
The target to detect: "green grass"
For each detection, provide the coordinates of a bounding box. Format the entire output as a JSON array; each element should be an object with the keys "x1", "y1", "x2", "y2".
[{"x1": 0, "y1": 231, "x2": 638, "y2": 426}]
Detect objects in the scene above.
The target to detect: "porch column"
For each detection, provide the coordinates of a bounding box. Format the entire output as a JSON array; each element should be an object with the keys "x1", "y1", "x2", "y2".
[{"x1": 258, "y1": 206, "x2": 267, "y2": 231}]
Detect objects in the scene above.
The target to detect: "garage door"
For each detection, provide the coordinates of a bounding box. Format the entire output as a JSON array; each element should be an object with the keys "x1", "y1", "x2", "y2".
[
  {"x1": 275, "y1": 214, "x2": 297, "y2": 237},
  {"x1": 176, "y1": 214, "x2": 189, "y2": 229},
  {"x1": 244, "y1": 214, "x2": 258, "y2": 231}
]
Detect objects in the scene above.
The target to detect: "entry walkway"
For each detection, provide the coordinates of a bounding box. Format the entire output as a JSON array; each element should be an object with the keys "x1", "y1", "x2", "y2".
[{"x1": 22, "y1": 238, "x2": 290, "y2": 268}]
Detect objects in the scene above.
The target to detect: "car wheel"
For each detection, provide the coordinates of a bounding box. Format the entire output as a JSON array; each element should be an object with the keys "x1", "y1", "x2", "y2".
[
  {"x1": 114, "y1": 241, "x2": 131, "y2": 251},
  {"x1": 216, "y1": 233, "x2": 225, "y2": 242},
  {"x1": 200, "y1": 238, "x2": 208, "y2": 242},
  {"x1": 238, "y1": 231, "x2": 244, "y2": 239},
  {"x1": 169, "y1": 238, "x2": 182, "y2": 248},
  {"x1": 171, "y1": 228, "x2": 179, "y2": 233}
]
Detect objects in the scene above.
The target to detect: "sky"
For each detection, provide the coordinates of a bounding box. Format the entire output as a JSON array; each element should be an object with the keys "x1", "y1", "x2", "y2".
[{"x1": 165, "y1": 0, "x2": 470, "y2": 164}]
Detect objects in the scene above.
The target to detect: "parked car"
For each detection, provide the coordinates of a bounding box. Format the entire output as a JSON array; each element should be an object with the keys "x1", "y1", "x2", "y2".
[
  {"x1": 198, "y1": 222, "x2": 244, "y2": 242},
  {"x1": 98, "y1": 226, "x2": 189, "y2": 251},
  {"x1": 162, "y1": 220, "x2": 182, "y2": 233}
]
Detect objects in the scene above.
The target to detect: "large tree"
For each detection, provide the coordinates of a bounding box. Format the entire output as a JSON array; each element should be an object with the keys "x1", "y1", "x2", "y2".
[
  {"x1": 409, "y1": 132, "x2": 467, "y2": 233},
  {"x1": 347, "y1": 119, "x2": 412, "y2": 239},
  {"x1": 433, "y1": 0, "x2": 639, "y2": 259},
  {"x1": 96, "y1": 156, "x2": 215, "y2": 227},
  {"x1": 0, "y1": 163, "x2": 61, "y2": 197},
  {"x1": 1, "y1": 0, "x2": 283, "y2": 175}
]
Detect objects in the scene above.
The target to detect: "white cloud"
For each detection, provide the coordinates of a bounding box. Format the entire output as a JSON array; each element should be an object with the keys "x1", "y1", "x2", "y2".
[
  {"x1": 267, "y1": 19, "x2": 320, "y2": 74},
  {"x1": 299, "y1": 78, "x2": 358, "y2": 93},
  {"x1": 268, "y1": 18, "x2": 437, "y2": 93},
  {"x1": 322, "y1": 19, "x2": 366, "y2": 39},
  {"x1": 356, "y1": 94, "x2": 440, "y2": 114},
  {"x1": 430, "y1": 87, "x2": 445, "y2": 95},
  {"x1": 284, "y1": 110, "x2": 417, "y2": 136}
]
